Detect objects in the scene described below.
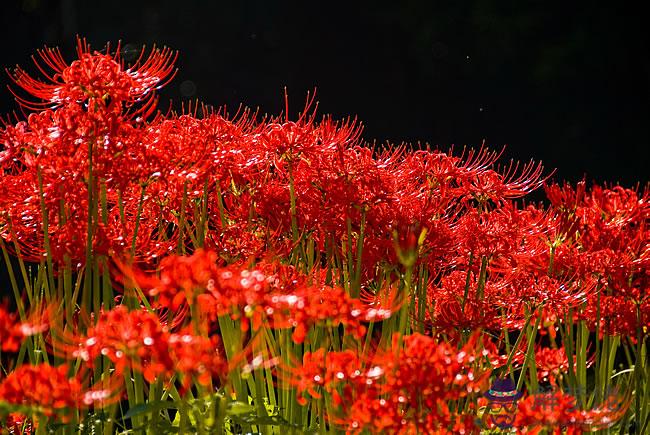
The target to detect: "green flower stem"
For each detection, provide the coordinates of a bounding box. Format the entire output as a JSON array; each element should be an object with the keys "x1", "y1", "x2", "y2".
[
  {"x1": 576, "y1": 319, "x2": 588, "y2": 408},
  {"x1": 82, "y1": 139, "x2": 96, "y2": 312},
  {"x1": 218, "y1": 315, "x2": 247, "y2": 402},
  {"x1": 351, "y1": 210, "x2": 366, "y2": 299},
  {"x1": 460, "y1": 253, "x2": 474, "y2": 313},
  {"x1": 288, "y1": 165, "x2": 298, "y2": 243},
  {"x1": 635, "y1": 305, "x2": 646, "y2": 429},
  {"x1": 215, "y1": 182, "x2": 228, "y2": 228},
  {"x1": 416, "y1": 266, "x2": 428, "y2": 333},
  {"x1": 1, "y1": 239, "x2": 26, "y2": 320},
  {"x1": 503, "y1": 308, "x2": 533, "y2": 389},
  {"x1": 501, "y1": 310, "x2": 515, "y2": 382},
  {"x1": 196, "y1": 178, "x2": 209, "y2": 248},
  {"x1": 7, "y1": 221, "x2": 34, "y2": 305},
  {"x1": 396, "y1": 265, "x2": 413, "y2": 348},
  {"x1": 516, "y1": 306, "x2": 543, "y2": 392},
  {"x1": 562, "y1": 308, "x2": 578, "y2": 391},
  {"x1": 130, "y1": 185, "x2": 146, "y2": 256},
  {"x1": 475, "y1": 256, "x2": 488, "y2": 301},
  {"x1": 37, "y1": 168, "x2": 55, "y2": 300},
  {"x1": 594, "y1": 288, "x2": 603, "y2": 404},
  {"x1": 177, "y1": 183, "x2": 188, "y2": 255}
]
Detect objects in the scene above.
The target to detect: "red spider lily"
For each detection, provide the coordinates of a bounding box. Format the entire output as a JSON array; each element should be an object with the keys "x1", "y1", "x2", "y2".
[
  {"x1": 549, "y1": 184, "x2": 649, "y2": 338},
  {"x1": 428, "y1": 270, "x2": 503, "y2": 334},
  {"x1": 454, "y1": 203, "x2": 548, "y2": 261},
  {"x1": 167, "y1": 330, "x2": 229, "y2": 391},
  {"x1": 279, "y1": 348, "x2": 364, "y2": 406},
  {"x1": 497, "y1": 273, "x2": 592, "y2": 322},
  {"x1": 551, "y1": 184, "x2": 649, "y2": 275},
  {"x1": 54, "y1": 305, "x2": 233, "y2": 390},
  {"x1": 0, "y1": 363, "x2": 119, "y2": 421},
  {"x1": 345, "y1": 332, "x2": 493, "y2": 433},
  {"x1": 480, "y1": 159, "x2": 549, "y2": 202},
  {"x1": 581, "y1": 294, "x2": 650, "y2": 339},
  {"x1": 60, "y1": 305, "x2": 174, "y2": 382},
  {"x1": 0, "y1": 304, "x2": 49, "y2": 352},
  {"x1": 0, "y1": 364, "x2": 80, "y2": 421},
  {"x1": 256, "y1": 140, "x2": 395, "y2": 248},
  {"x1": 8, "y1": 37, "x2": 176, "y2": 113},
  {"x1": 206, "y1": 221, "x2": 271, "y2": 264},
  {"x1": 544, "y1": 180, "x2": 586, "y2": 240},
  {"x1": 2, "y1": 412, "x2": 33, "y2": 435},
  {"x1": 116, "y1": 248, "x2": 221, "y2": 311},
  {"x1": 359, "y1": 282, "x2": 404, "y2": 316},
  {"x1": 120, "y1": 249, "x2": 271, "y2": 325},
  {"x1": 0, "y1": 40, "x2": 179, "y2": 266},
  {"x1": 123, "y1": 249, "x2": 396, "y2": 340},
  {"x1": 139, "y1": 109, "x2": 253, "y2": 215},
  {"x1": 576, "y1": 386, "x2": 633, "y2": 432},
  {"x1": 513, "y1": 391, "x2": 582, "y2": 434},
  {"x1": 196, "y1": 266, "x2": 273, "y2": 332},
  {"x1": 263, "y1": 284, "x2": 394, "y2": 344},
  {"x1": 257, "y1": 92, "x2": 337, "y2": 162},
  {"x1": 284, "y1": 332, "x2": 493, "y2": 433},
  {"x1": 535, "y1": 346, "x2": 595, "y2": 386},
  {"x1": 545, "y1": 180, "x2": 587, "y2": 211},
  {"x1": 434, "y1": 291, "x2": 502, "y2": 334},
  {"x1": 0, "y1": 305, "x2": 29, "y2": 353},
  {"x1": 449, "y1": 145, "x2": 549, "y2": 207},
  {"x1": 512, "y1": 387, "x2": 632, "y2": 434}
]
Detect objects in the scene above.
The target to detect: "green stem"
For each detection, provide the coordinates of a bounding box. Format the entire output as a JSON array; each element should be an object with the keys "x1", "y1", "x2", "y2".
[
  {"x1": 397, "y1": 266, "x2": 413, "y2": 344},
  {"x1": 288, "y1": 164, "x2": 299, "y2": 243},
  {"x1": 351, "y1": 209, "x2": 366, "y2": 299},
  {"x1": 460, "y1": 253, "x2": 474, "y2": 313},
  {"x1": 37, "y1": 168, "x2": 55, "y2": 300},
  {"x1": 131, "y1": 185, "x2": 147, "y2": 256},
  {"x1": 517, "y1": 305, "x2": 543, "y2": 392}
]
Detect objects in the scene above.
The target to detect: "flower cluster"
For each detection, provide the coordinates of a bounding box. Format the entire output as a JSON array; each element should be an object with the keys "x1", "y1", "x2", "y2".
[
  {"x1": 0, "y1": 39, "x2": 646, "y2": 433},
  {"x1": 58, "y1": 305, "x2": 228, "y2": 390},
  {"x1": 284, "y1": 332, "x2": 493, "y2": 433},
  {"x1": 0, "y1": 304, "x2": 49, "y2": 352},
  {"x1": 0, "y1": 363, "x2": 117, "y2": 422},
  {"x1": 513, "y1": 388, "x2": 631, "y2": 434}
]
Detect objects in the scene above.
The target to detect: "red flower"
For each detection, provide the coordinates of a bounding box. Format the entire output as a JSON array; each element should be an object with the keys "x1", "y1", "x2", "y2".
[
  {"x1": 0, "y1": 304, "x2": 49, "y2": 352},
  {"x1": 536, "y1": 347, "x2": 569, "y2": 383},
  {"x1": 285, "y1": 332, "x2": 493, "y2": 433},
  {"x1": 62, "y1": 305, "x2": 173, "y2": 382},
  {"x1": 0, "y1": 364, "x2": 82, "y2": 420},
  {"x1": 513, "y1": 388, "x2": 631, "y2": 433},
  {"x1": 168, "y1": 331, "x2": 229, "y2": 391},
  {"x1": 264, "y1": 284, "x2": 393, "y2": 344},
  {"x1": 56, "y1": 305, "x2": 232, "y2": 391},
  {"x1": 8, "y1": 38, "x2": 176, "y2": 113}
]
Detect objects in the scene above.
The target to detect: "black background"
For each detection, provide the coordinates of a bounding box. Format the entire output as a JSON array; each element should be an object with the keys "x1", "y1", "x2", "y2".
[{"x1": 1, "y1": 0, "x2": 648, "y2": 185}]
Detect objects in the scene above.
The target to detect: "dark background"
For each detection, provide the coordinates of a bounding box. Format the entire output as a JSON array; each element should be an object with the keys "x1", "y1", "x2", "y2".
[{"x1": 1, "y1": 0, "x2": 648, "y2": 185}]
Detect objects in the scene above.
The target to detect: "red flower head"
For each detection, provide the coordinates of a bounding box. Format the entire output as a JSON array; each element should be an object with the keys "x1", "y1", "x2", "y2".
[
  {"x1": 0, "y1": 363, "x2": 122, "y2": 422},
  {"x1": 8, "y1": 38, "x2": 176, "y2": 115},
  {"x1": 0, "y1": 303, "x2": 50, "y2": 353}
]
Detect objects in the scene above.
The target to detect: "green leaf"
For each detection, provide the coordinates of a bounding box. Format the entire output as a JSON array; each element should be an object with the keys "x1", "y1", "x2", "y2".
[
  {"x1": 225, "y1": 401, "x2": 256, "y2": 416},
  {"x1": 124, "y1": 400, "x2": 179, "y2": 420}
]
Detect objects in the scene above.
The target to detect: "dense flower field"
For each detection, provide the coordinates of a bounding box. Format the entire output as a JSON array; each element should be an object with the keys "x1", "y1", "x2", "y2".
[{"x1": 0, "y1": 39, "x2": 647, "y2": 434}]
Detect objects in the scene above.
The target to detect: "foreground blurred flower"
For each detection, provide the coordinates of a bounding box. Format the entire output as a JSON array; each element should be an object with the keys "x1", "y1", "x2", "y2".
[
  {"x1": 285, "y1": 332, "x2": 493, "y2": 433},
  {"x1": 55, "y1": 305, "x2": 230, "y2": 391},
  {"x1": 123, "y1": 249, "x2": 397, "y2": 340},
  {"x1": 0, "y1": 304, "x2": 49, "y2": 352},
  {"x1": 513, "y1": 387, "x2": 632, "y2": 434},
  {"x1": 0, "y1": 363, "x2": 118, "y2": 422}
]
